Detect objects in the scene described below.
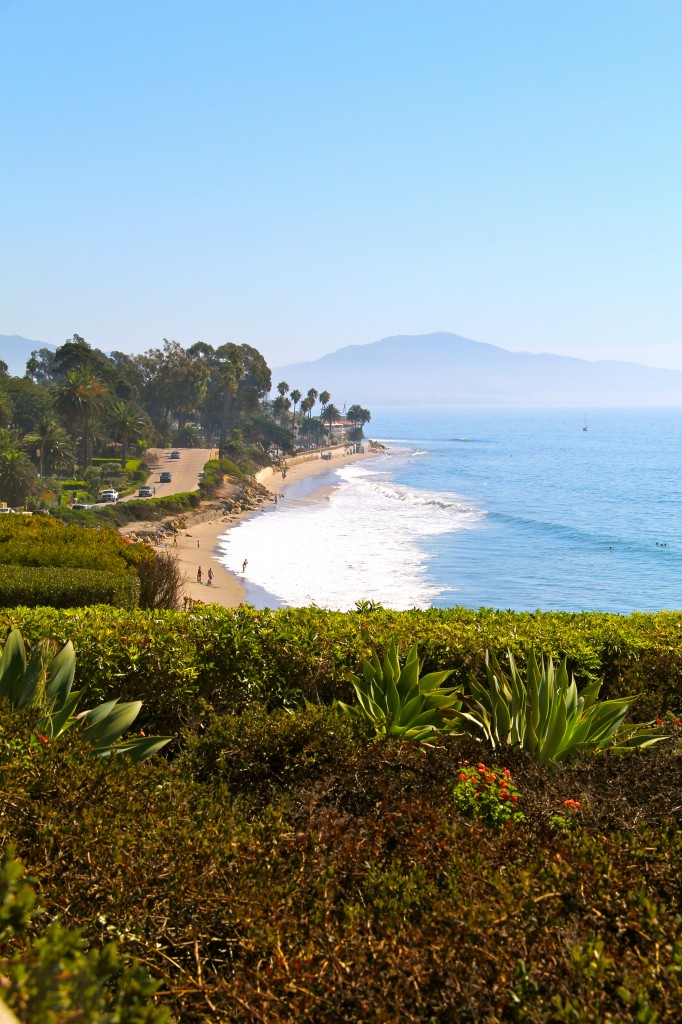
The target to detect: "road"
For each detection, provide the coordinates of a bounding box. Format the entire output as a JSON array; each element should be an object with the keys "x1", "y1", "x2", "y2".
[{"x1": 121, "y1": 447, "x2": 215, "y2": 502}]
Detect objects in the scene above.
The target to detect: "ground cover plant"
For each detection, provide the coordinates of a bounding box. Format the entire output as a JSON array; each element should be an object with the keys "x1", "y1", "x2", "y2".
[{"x1": 1, "y1": 696, "x2": 681, "y2": 1022}]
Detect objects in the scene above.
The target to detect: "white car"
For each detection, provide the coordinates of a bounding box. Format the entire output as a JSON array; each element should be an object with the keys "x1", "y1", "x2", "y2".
[
  {"x1": 0, "y1": 507, "x2": 15, "y2": 514},
  {"x1": 98, "y1": 489, "x2": 119, "y2": 502}
]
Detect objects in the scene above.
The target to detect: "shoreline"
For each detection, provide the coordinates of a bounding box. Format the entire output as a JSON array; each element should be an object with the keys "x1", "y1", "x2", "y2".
[{"x1": 173, "y1": 446, "x2": 381, "y2": 610}]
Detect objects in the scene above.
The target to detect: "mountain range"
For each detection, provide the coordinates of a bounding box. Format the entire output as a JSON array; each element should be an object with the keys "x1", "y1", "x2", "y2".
[
  {"x1": 274, "y1": 332, "x2": 682, "y2": 407},
  {"x1": 2, "y1": 331, "x2": 680, "y2": 407},
  {"x1": 0, "y1": 335, "x2": 54, "y2": 377}
]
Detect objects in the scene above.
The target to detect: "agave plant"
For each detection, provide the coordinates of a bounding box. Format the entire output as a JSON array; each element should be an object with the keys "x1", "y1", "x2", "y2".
[
  {"x1": 458, "y1": 649, "x2": 665, "y2": 764},
  {"x1": 338, "y1": 642, "x2": 462, "y2": 742},
  {"x1": 0, "y1": 628, "x2": 171, "y2": 763}
]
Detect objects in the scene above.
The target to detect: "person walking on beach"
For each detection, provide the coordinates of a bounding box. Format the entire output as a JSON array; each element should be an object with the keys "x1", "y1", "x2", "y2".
[
  {"x1": 207, "y1": 567, "x2": 213, "y2": 586},
  {"x1": 242, "y1": 558, "x2": 248, "y2": 573},
  {"x1": 197, "y1": 567, "x2": 202, "y2": 584}
]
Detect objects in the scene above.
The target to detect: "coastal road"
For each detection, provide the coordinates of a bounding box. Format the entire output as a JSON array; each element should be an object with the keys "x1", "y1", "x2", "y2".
[{"x1": 121, "y1": 447, "x2": 215, "y2": 502}]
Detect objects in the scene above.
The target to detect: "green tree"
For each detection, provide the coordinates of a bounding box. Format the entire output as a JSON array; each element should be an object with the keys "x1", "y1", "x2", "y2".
[
  {"x1": 4, "y1": 377, "x2": 54, "y2": 434},
  {"x1": 289, "y1": 388, "x2": 302, "y2": 443},
  {"x1": 322, "y1": 402, "x2": 341, "y2": 445},
  {"x1": 276, "y1": 380, "x2": 289, "y2": 397},
  {"x1": 52, "y1": 370, "x2": 108, "y2": 470},
  {"x1": 106, "y1": 401, "x2": 149, "y2": 468},
  {"x1": 346, "y1": 404, "x2": 371, "y2": 438},
  {"x1": 23, "y1": 418, "x2": 75, "y2": 478},
  {"x1": 0, "y1": 449, "x2": 39, "y2": 506},
  {"x1": 0, "y1": 387, "x2": 11, "y2": 428}
]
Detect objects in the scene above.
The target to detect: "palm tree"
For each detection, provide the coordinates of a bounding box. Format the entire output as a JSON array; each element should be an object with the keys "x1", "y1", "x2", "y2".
[
  {"x1": 276, "y1": 381, "x2": 289, "y2": 398},
  {"x1": 319, "y1": 390, "x2": 330, "y2": 413},
  {"x1": 106, "y1": 401, "x2": 148, "y2": 469},
  {"x1": 346, "y1": 404, "x2": 371, "y2": 438},
  {"x1": 299, "y1": 396, "x2": 313, "y2": 449},
  {"x1": 322, "y1": 402, "x2": 341, "y2": 445},
  {"x1": 24, "y1": 418, "x2": 75, "y2": 478},
  {"x1": 305, "y1": 389, "x2": 318, "y2": 448},
  {"x1": 0, "y1": 449, "x2": 38, "y2": 507},
  {"x1": 289, "y1": 389, "x2": 302, "y2": 443},
  {"x1": 53, "y1": 369, "x2": 107, "y2": 470}
]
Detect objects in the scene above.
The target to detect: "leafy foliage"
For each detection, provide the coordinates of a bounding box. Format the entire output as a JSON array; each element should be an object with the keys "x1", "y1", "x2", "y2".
[
  {"x1": 1, "y1": 605, "x2": 682, "y2": 736},
  {"x1": 459, "y1": 648, "x2": 665, "y2": 762},
  {"x1": 0, "y1": 628, "x2": 171, "y2": 762},
  {"x1": 0, "y1": 704, "x2": 681, "y2": 1022},
  {"x1": 0, "y1": 566, "x2": 139, "y2": 610},
  {"x1": 0, "y1": 847, "x2": 170, "y2": 1023},
  {"x1": 338, "y1": 641, "x2": 462, "y2": 741}
]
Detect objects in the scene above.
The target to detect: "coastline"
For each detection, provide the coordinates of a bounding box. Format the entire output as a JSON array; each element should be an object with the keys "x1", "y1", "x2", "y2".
[{"x1": 173, "y1": 446, "x2": 380, "y2": 610}]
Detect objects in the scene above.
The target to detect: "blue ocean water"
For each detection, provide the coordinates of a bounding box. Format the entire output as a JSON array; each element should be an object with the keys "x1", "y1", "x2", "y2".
[
  {"x1": 219, "y1": 406, "x2": 682, "y2": 614},
  {"x1": 370, "y1": 406, "x2": 682, "y2": 613}
]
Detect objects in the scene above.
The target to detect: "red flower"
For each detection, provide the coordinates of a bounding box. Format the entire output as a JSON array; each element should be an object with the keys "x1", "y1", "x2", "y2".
[
  {"x1": 36, "y1": 734, "x2": 48, "y2": 744},
  {"x1": 510, "y1": 794, "x2": 519, "y2": 802},
  {"x1": 458, "y1": 773, "x2": 468, "y2": 780},
  {"x1": 675, "y1": 718, "x2": 681, "y2": 726},
  {"x1": 563, "y1": 799, "x2": 581, "y2": 809}
]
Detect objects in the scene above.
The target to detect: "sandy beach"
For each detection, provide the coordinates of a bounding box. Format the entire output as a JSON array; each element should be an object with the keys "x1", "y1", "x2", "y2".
[{"x1": 171, "y1": 446, "x2": 379, "y2": 610}]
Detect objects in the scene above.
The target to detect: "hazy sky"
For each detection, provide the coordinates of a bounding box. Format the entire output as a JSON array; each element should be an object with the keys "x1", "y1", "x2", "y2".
[{"x1": 2, "y1": 1, "x2": 681, "y2": 370}]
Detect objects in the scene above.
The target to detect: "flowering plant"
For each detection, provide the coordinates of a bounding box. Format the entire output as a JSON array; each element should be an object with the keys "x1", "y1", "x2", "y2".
[
  {"x1": 452, "y1": 761, "x2": 523, "y2": 827},
  {"x1": 549, "y1": 798, "x2": 582, "y2": 831}
]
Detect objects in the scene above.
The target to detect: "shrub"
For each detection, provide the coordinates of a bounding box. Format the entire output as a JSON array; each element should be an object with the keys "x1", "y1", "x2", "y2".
[
  {"x1": 0, "y1": 515, "x2": 140, "y2": 574},
  {"x1": 0, "y1": 846, "x2": 170, "y2": 1023},
  {"x1": 1, "y1": 606, "x2": 681, "y2": 736},
  {"x1": 136, "y1": 549, "x2": 186, "y2": 611},
  {"x1": 54, "y1": 492, "x2": 201, "y2": 527},
  {"x1": 178, "y1": 704, "x2": 362, "y2": 797},
  {"x1": 1, "y1": 709, "x2": 681, "y2": 1022},
  {"x1": 0, "y1": 567, "x2": 139, "y2": 610}
]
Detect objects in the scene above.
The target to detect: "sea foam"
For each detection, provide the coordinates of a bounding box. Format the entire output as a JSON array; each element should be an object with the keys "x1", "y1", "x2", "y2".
[{"x1": 216, "y1": 456, "x2": 482, "y2": 610}]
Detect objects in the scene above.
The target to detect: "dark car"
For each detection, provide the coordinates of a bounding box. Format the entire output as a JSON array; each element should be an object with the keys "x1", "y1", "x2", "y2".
[
  {"x1": 170, "y1": 450, "x2": 181, "y2": 459},
  {"x1": 160, "y1": 471, "x2": 172, "y2": 483}
]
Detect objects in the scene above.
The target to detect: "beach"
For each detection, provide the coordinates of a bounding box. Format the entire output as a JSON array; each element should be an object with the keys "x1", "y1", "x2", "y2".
[{"x1": 172, "y1": 447, "x2": 379, "y2": 610}]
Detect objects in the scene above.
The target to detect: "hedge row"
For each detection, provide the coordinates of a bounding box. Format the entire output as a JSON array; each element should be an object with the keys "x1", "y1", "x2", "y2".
[
  {"x1": 0, "y1": 567, "x2": 139, "y2": 610},
  {"x1": 2, "y1": 706, "x2": 681, "y2": 1022},
  {"x1": 1, "y1": 605, "x2": 681, "y2": 734},
  {"x1": 53, "y1": 491, "x2": 201, "y2": 527},
  {"x1": 0, "y1": 515, "x2": 143, "y2": 574}
]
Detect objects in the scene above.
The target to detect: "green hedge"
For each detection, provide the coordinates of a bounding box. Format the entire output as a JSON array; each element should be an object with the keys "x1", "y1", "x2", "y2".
[
  {"x1": 0, "y1": 567, "x2": 139, "y2": 610},
  {"x1": 1, "y1": 706, "x2": 681, "y2": 1021},
  {"x1": 53, "y1": 491, "x2": 201, "y2": 527},
  {"x1": 1, "y1": 605, "x2": 681, "y2": 735},
  {"x1": 0, "y1": 515, "x2": 143, "y2": 574}
]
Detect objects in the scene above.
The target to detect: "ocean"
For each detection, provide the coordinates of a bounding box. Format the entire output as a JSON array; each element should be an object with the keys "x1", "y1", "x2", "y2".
[{"x1": 217, "y1": 407, "x2": 682, "y2": 614}]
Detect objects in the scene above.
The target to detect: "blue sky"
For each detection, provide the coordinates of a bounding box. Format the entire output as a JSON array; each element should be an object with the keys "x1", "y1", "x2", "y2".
[{"x1": 1, "y1": 0, "x2": 680, "y2": 370}]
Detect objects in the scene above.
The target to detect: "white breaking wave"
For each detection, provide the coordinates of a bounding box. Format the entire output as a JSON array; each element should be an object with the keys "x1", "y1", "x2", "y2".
[{"x1": 216, "y1": 459, "x2": 483, "y2": 611}]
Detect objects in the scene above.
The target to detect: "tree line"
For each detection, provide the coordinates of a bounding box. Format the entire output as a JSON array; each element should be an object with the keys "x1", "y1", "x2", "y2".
[{"x1": 0, "y1": 335, "x2": 371, "y2": 507}]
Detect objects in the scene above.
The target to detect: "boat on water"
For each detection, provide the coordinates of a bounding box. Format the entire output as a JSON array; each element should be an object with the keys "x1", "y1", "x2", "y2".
[{"x1": 583, "y1": 415, "x2": 588, "y2": 432}]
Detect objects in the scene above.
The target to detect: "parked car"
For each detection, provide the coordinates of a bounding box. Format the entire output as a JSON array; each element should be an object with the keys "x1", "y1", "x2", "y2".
[
  {"x1": 159, "y1": 472, "x2": 172, "y2": 483},
  {"x1": 0, "y1": 507, "x2": 16, "y2": 514},
  {"x1": 98, "y1": 489, "x2": 119, "y2": 502},
  {"x1": 170, "y1": 450, "x2": 181, "y2": 459},
  {"x1": 138, "y1": 485, "x2": 153, "y2": 498},
  {"x1": 72, "y1": 503, "x2": 93, "y2": 510}
]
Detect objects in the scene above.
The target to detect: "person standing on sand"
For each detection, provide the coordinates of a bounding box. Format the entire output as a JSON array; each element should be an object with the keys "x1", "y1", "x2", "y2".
[
  {"x1": 197, "y1": 567, "x2": 202, "y2": 584},
  {"x1": 242, "y1": 559, "x2": 248, "y2": 573},
  {"x1": 207, "y1": 567, "x2": 213, "y2": 586}
]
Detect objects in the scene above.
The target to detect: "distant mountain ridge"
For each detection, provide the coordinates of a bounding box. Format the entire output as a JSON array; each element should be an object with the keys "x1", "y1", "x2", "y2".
[
  {"x1": 0, "y1": 335, "x2": 54, "y2": 377},
  {"x1": 274, "y1": 332, "x2": 682, "y2": 407}
]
